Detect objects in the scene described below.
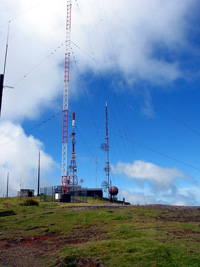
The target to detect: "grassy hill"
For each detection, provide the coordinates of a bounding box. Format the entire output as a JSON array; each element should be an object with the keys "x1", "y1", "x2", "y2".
[{"x1": 0, "y1": 197, "x2": 200, "y2": 266}]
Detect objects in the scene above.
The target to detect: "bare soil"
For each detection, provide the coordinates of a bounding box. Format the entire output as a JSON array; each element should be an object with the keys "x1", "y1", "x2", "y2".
[{"x1": 0, "y1": 234, "x2": 104, "y2": 267}]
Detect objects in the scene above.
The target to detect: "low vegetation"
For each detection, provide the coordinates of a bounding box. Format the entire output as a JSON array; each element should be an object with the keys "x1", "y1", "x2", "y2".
[
  {"x1": 0, "y1": 197, "x2": 200, "y2": 266},
  {"x1": 20, "y1": 198, "x2": 39, "y2": 206}
]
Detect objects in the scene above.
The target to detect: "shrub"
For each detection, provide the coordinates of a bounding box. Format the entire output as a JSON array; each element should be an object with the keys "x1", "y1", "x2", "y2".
[{"x1": 21, "y1": 199, "x2": 39, "y2": 206}]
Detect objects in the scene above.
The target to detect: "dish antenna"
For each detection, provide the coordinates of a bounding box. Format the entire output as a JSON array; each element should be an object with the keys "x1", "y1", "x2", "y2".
[{"x1": 101, "y1": 181, "x2": 108, "y2": 192}]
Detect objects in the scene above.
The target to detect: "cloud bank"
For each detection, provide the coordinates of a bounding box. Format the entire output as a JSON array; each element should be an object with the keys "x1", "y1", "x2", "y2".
[
  {"x1": 111, "y1": 160, "x2": 186, "y2": 189},
  {"x1": 73, "y1": 0, "x2": 196, "y2": 83},
  {"x1": 119, "y1": 188, "x2": 199, "y2": 206},
  {"x1": 0, "y1": 121, "x2": 58, "y2": 196},
  {"x1": 111, "y1": 160, "x2": 199, "y2": 205},
  {"x1": 0, "y1": 0, "x2": 197, "y2": 121}
]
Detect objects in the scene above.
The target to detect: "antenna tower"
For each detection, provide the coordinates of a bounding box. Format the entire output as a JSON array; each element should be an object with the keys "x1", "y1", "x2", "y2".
[
  {"x1": 1, "y1": 23, "x2": 14, "y2": 116},
  {"x1": 104, "y1": 102, "x2": 110, "y2": 195},
  {"x1": 62, "y1": 0, "x2": 72, "y2": 193},
  {"x1": 95, "y1": 155, "x2": 97, "y2": 188},
  {"x1": 68, "y1": 112, "x2": 78, "y2": 187}
]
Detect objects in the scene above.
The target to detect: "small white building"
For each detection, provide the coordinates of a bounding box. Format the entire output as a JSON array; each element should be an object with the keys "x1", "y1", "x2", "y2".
[{"x1": 18, "y1": 189, "x2": 34, "y2": 197}]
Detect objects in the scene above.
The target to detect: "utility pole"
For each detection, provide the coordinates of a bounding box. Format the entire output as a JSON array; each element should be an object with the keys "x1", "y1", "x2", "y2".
[
  {"x1": 37, "y1": 151, "x2": 40, "y2": 196},
  {"x1": 6, "y1": 172, "x2": 9, "y2": 198},
  {"x1": 0, "y1": 74, "x2": 4, "y2": 115},
  {"x1": 0, "y1": 22, "x2": 13, "y2": 116}
]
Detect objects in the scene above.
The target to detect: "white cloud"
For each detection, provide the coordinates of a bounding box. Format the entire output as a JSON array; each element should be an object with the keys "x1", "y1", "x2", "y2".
[
  {"x1": 0, "y1": 0, "x2": 66, "y2": 121},
  {"x1": 120, "y1": 188, "x2": 199, "y2": 206},
  {"x1": 111, "y1": 160, "x2": 186, "y2": 189},
  {"x1": 119, "y1": 188, "x2": 157, "y2": 205},
  {"x1": 0, "y1": 0, "x2": 197, "y2": 121},
  {"x1": 0, "y1": 120, "x2": 58, "y2": 196},
  {"x1": 172, "y1": 187, "x2": 200, "y2": 206},
  {"x1": 73, "y1": 0, "x2": 195, "y2": 83},
  {"x1": 113, "y1": 160, "x2": 199, "y2": 205},
  {"x1": 140, "y1": 90, "x2": 155, "y2": 117}
]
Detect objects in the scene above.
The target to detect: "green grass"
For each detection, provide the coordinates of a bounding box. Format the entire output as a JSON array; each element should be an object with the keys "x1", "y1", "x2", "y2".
[{"x1": 0, "y1": 197, "x2": 200, "y2": 266}]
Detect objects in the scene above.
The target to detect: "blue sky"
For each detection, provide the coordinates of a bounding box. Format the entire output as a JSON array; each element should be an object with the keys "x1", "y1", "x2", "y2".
[{"x1": 0, "y1": 0, "x2": 200, "y2": 205}]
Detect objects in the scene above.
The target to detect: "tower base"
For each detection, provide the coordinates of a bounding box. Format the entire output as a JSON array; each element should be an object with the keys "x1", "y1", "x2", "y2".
[{"x1": 61, "y1": 193, "x2": 71, "y2": 202}]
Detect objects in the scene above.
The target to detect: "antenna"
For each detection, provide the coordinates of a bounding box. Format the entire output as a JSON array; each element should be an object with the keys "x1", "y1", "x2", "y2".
[
  {"x1": 0, "y1": 22, "x2": 14, "y2": 116},
  {"x1": 20, "y1": 177, "x2": 24, "y2": 190},
  {"x1": 95, "y1": 155, "x2": 97, "y2": 188},
  {"x1": 3, "y1": 22, "x2": 10, "y2": 77},
  {"x1": 62, "y1": 0, "x2": 72, "y2": 193},
  {"x1": 68, "y1": 112, "x2": 78, "y2": 187},
  {"x1": 101, "y1": 102, "x2": 110, "y2": 197}
]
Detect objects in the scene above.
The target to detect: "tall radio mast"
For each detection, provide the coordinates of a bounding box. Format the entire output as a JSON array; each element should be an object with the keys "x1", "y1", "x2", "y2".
[
  {"x1": 62, "y1": 0, "x2": 72, "y2": 193},
  {"x1": 101, "y1": 102, "x2": 110, "y2": 197},
  {"x1": 105, "y1": 102, "x2": 110, "y2": 196}
]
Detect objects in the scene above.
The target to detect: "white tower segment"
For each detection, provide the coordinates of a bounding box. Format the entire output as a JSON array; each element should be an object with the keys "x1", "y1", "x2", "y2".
[{"x1": 62, "y1": 0, "x2": 72, "y2": 193}]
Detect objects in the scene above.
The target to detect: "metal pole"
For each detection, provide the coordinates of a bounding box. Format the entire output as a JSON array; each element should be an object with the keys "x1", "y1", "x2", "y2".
[
  {"x1": 95, "y1": 155, "x2": 97, "y2": 188},
  {"x1": 6, "y1": 172, "x2": 9, "y2": 197},
  {"x1": 3, "y1": 22, "x2": 10, "y2": 77},
  {"x1": 0, "y1": 74, "x2": 4, "y2": 116},
  {"x1": 37, "y1": 151, "x2": 40, "y2": 196},
  {"x1": 1, "y1": 23, "x2": 10, "y2": 116},
  {"x1": 105, "y1": 102, "x2": 110, "y2": 197}
]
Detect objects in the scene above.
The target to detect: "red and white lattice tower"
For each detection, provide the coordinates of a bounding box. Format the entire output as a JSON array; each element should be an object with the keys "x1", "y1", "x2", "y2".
[
  {"x1": 68, "y1": 113, "x2": 78, "y2": 187},
  {"x1": 62, "y1": 0, "x2": 72, "y2": 193},
  {"x1": 104, "y1": 102, "x2": 110, "y2": 195}
]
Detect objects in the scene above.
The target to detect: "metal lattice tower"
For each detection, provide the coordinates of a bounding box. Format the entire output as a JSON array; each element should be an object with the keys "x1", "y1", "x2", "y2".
[
  {"x1": 62, "y1": 0, "x2": 72, "y2": 193},
  {"x1": 68, "y1": 112, "x2": 78, "y2": 187},
  {"x1": 104, "y1": 102, "x2": 110, "y2": 195}
]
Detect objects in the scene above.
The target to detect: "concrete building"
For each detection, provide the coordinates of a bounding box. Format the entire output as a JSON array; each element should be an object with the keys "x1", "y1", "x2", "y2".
[{"x1": 18, "y1": 189, "x2": 34, "y2": 197}]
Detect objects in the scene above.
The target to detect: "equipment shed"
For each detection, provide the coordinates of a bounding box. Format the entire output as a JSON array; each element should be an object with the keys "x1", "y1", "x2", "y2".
[{"x1": 18, "y1": 189, "x2": 34, "y2": 197}]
